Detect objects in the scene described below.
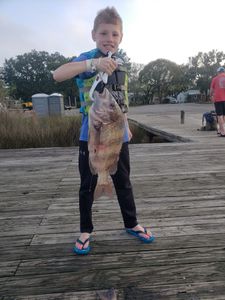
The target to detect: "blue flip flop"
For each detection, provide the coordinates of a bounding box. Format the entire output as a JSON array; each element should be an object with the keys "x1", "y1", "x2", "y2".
[
  {"x1": 126, "y1": 227, "x2": 155, "y2": 243},
  {"x1": 73, "y1": 237, "x2": 91, "y2": 255}
]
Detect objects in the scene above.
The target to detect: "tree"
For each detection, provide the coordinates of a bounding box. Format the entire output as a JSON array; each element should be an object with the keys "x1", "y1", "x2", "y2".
[
  {"x1": 188, "y1": 50, "x2": 225, "y2": 99},
  {"x1": 170, "y1": 64, "x2": 193, "y2": 95},
  {"x1": 3, "y1": 50, "x2": 78, "y2": 104},
  {"x1": 117, "y1": 48, "x2": 131, "y2": 71},
  {"x1": 0, "y1": 80, "x2": 8, "y2": 108},
  {"x1": 128, "y1": 62, "x2": 145, "y2": 104},
  {"x1": 139, "y1": 59, "x2": 182, "y2": 103},
  {"x1": 0, "y1": 67, "x2": 8, "y2": 108}
]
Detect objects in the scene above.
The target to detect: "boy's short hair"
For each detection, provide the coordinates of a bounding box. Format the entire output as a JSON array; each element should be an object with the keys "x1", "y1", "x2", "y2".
[{"x1": 93, "y1": 7, "x2": 123, "y2": 32}]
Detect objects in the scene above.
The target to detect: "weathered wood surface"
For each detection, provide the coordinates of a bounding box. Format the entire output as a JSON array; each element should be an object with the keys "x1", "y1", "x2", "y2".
[{"x1": 1, "y1": 104, "x2": 225, "y2": 299}]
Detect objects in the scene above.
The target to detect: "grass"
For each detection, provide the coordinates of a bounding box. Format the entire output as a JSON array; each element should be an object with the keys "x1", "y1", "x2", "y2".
[
  {"x1": 0, "y1": 111, "x2": 81, "y2": 149},
  {"x1": 0, "y1": 110, "x2": 165, "y2": 149}
]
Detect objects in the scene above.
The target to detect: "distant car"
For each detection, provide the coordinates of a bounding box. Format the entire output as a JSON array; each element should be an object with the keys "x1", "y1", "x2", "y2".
[
  {"x1": 22, "y1": 101, "x2": 33, "y2": 110},
  {"x1": 163, "y1": 96, "x2": 178, "y2": 104},
  {"x1": 169, "y1": 97, "x2": 178, "y2": 104}
]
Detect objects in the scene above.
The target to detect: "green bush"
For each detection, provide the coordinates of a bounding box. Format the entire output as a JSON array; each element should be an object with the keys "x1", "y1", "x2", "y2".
[{"x1": 0, "y1": 111, "x2": 81, "y2": 149}]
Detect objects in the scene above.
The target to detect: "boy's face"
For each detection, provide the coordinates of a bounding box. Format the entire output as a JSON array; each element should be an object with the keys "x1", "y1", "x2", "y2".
[{"x1": 92, "y1": 23, "x2": 123, "y2": 54}]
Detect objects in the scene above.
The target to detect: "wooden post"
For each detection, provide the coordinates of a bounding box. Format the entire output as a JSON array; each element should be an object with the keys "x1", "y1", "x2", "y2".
[{"x1": 181, "y1": 110, "x2": 185, "y2": 124}]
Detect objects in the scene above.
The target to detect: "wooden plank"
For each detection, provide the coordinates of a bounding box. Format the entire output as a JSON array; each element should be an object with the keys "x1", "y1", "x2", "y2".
[
  {"x1": 30, "y1": 221, "x2": 225, "y2": 244},
  {"x1": 0, "y1": 260, "x2": 20, "y2": 277},
  {"x1": 1, "y1": 262, "x2": 225, "y2": 297},
  {"x1": 1, "y1": 233, "x2": 224, "y2": 262},
  {"x1": 0, "y1": 235, "x2": 33, "y2": 248},
  {"x1": 1, "y1": 282, "x2": 225, "y2": 299},
  {"x1": 13, "y1": 246, "x2": 225, "y2": 277},
  {"x1": 2, "y1": 289, "x2": 120, "y2": 300}
]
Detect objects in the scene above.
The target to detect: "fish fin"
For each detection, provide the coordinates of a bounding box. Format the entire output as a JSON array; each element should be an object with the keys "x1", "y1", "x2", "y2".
[
  {"x1": 109, "y1": 164, "x2": 118, "y2": 175},
  {"x1": 94, "y1": 182, "x2": 113, "y2": 200},
  {"x1": 89, "y1": 164, "x2": 97, "y2": 175},
  {"x1": 109, "y1": 158, "x2": 120, "y2": 175},
  {"x1": 89, "y1": 162, "x2": 97, "y2": 175}
]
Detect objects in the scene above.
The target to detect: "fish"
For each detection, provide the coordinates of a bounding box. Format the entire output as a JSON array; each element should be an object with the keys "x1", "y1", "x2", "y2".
[{"x1": 88, "y1": 88, "x2": 124, "y2": 200}]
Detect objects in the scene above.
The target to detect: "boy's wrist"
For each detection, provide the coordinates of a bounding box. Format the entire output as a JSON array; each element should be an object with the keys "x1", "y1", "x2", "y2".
[{"x1": 86, "y1": 59, "x2": 98, "y2": 72}]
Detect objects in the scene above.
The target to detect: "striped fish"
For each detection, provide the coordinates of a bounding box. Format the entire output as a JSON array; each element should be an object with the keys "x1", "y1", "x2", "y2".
[{"x1": 88, "y1": 88, "x2": 124, "y2": 199}]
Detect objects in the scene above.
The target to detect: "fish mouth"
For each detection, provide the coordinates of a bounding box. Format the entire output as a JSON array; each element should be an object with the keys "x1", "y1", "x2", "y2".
[{"x1": 94, "y1": 88, "x2": 107, "y2": 98}]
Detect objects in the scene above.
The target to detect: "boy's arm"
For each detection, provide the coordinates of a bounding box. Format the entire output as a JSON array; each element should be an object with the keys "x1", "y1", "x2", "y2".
[
  {"x1": 53, "y1": 61, "x2": 87, "y2": 82},
  {"x1": 53, "y1": 57, "x2": 118, "y2": 82},
  {"x1": 124, "y1": 114, "x2": 132, "y2": 141}
]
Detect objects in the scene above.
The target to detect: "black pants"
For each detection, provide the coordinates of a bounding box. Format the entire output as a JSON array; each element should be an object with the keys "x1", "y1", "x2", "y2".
[{"x1": 78, "y1": 141, "x2": 138, "y2": 233}]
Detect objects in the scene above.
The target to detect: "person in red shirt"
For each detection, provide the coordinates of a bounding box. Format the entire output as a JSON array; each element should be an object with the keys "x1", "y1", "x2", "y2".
[{"x1": 210, "y1": 66, "x2": 225, "y2": 137}]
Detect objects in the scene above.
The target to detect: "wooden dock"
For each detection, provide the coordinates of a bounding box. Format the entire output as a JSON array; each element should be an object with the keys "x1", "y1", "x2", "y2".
[{"x1": 1, "y1": 104, "x2": 225, "y2": 299}]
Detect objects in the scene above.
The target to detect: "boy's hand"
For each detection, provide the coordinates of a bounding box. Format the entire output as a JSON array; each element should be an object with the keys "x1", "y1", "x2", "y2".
[
  {"x1": 128, "y1": 127, "x2": 133, "y2": 141},
  {"x1": 95, "y1": 57, "x2": 117, "y2": 75}
]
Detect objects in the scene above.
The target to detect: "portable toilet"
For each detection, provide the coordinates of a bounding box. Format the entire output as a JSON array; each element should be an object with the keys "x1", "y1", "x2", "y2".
[
  {"x1": 48, "y1": 93, "x2": 64, "y2": 116},
  {"x1": 32, "y1": 93, "x2": 49, "y2": 117}
]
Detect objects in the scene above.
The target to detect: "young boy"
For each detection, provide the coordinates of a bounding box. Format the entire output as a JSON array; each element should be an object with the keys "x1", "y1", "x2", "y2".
[{"x1": 53, "y1": 7, "x2": 154, "y2": 255}]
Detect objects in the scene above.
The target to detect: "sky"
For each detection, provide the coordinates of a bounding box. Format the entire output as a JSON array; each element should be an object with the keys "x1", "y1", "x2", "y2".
[{"x1": 0, "y1": 0, "x2": 225, "y2": 67}]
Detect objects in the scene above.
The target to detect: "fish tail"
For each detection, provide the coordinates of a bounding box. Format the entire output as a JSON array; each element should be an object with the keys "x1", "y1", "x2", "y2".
[{"x1": 94, "y1": 182, "x2": 113, "y2": 200}]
